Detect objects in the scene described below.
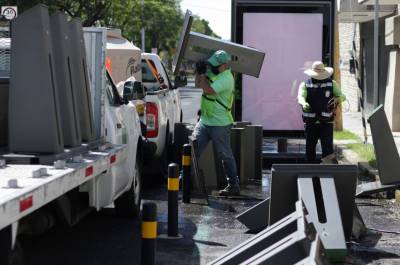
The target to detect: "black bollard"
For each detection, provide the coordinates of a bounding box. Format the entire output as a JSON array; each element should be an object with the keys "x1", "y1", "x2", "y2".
[
  {"x1": 182, "y1": 144, "x2": 191, "y2": 203},
  {"x1": 168, "y1": 163, "x2": 179, "y2": 237},
  {"x1": 141, "y1": 202, "x2": 157, "y2": 265}
]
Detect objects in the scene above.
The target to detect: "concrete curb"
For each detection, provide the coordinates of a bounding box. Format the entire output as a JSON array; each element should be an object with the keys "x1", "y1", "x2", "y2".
[{"x1": 335, "y1": 143, "x2": 378, "y2": 181}]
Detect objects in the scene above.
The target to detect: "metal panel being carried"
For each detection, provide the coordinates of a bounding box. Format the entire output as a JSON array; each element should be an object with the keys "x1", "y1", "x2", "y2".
[
  {"x1": 69, "y1": 19, "x2": 95, "y2": 142},
  {"x1": 8, "y1": 4, "x2": 64, "y2": 154},
  {"x1": 50, "y1": 12, "x2": 82, "y2": 147},
  {"x1": 172, "y1": 10, "x2": 265, "y2": 78}
]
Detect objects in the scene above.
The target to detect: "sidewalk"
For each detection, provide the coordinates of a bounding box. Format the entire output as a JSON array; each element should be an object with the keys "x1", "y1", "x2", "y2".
[{"x1": 342, "y1": 111, "x2": 400, "y2": 152}]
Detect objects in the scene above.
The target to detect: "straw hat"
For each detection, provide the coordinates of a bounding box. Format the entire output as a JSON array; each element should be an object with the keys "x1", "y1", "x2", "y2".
[{"x1": 304, "y1": 61, "x2": 334, "y2": 80}]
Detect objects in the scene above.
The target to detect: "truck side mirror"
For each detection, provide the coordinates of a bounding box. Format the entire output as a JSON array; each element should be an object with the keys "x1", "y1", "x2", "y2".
[
  {"x1": 133, "y1": 81, "x2": 146, "y2": 100},
  {"x1": 123, "y1": 81, "x2": 134, "y2": 103},
  {"x1": 174, "y1": 71, "x2": 187, "y2": 89}
]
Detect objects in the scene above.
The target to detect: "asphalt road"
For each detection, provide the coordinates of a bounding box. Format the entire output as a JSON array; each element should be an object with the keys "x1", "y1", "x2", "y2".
[{"x1": 17, "y1": 85, "x2": 400, "y2": 265}]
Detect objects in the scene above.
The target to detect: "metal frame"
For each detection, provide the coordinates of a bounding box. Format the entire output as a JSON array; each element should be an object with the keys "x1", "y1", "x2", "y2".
[
  {"x1": 298, "y1": 176, "x2": 347, "y2": 261},
  {"x1": 270, "y1": 164, "x2": 358, "y2": 239},
  {"x1": 210, "y1": 201, "x2": 308, "y2": 265}
]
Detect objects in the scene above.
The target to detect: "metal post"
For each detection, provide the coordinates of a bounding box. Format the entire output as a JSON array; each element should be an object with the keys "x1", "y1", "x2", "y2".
[
  {"x1": 231, "y1": 127, "x2": 245, "y2": 180},
  {"x1": 277, "y1": 138, "x2": 288, "y2": 153},
  {"x1": 168, "y1": 163, "x2": 179, "y2": 237},
  {"x1": 182, "y1": 144, "x2": 191, "y2": 203},
  {"x1": 140, "y1": 0, "x2": 145, "y2": 52},
  {"x1": 373, "y1": 0, "x2": 380, "y2": 107},
  {"x1": 141, "y1": 202, "x2": 157, "y2": 265}
]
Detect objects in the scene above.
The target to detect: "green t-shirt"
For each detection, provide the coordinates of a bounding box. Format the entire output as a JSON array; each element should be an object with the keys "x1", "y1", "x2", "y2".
[{"x1": 200, "y1": 69, "x2": 234, "y2": 126}]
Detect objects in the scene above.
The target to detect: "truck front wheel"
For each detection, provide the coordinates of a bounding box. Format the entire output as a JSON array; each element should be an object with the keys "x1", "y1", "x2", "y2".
[{"x1": 114, "y1": 158, "x2": 142, "y2": 218}]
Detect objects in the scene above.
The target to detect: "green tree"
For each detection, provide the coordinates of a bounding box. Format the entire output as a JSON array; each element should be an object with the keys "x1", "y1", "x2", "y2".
[
  {"x1": 192, "y1": 15, "x2": 219, "y2": 38},
  {"x1": 1, "y1": 0, "x2": 220, "y2": 56},
  {"x1": 1, "y1": 0, "x2": 111, "y2": 26}
]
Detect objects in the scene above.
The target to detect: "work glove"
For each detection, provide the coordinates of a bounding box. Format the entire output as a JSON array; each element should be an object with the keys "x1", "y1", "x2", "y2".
[
  {"x1": 327, "y1": 97, "x2": 338, "y2": 111},
  {"x1": 195, "y1": 61, "x2": 207, "y2": 75},
  {"x1": 302, "y1": 103, "x2": 311, "y2": 112}
]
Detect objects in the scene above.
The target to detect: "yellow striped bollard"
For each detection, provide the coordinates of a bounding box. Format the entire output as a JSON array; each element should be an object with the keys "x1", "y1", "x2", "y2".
[
  {"x1": 182, "y1": 144, "x2": 191, "y2": 203},
  {"x1": 141, "y1": 202, "x2": 157, "y2": 265},
  {"x1": 168, "y1": 163, "x2": 179, "y2": 237}
]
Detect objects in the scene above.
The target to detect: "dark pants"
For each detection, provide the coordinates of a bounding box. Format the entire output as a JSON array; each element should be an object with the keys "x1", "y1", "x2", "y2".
[{"x1": 305, "y1": 122, "x2": 333, "y2": 163}]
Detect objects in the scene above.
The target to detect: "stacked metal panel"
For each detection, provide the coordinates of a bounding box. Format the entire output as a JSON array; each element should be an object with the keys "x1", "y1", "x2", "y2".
[
  {"x1": 68, "y1": 19, "x2": 95, "y2": 142},
  {"x1": 8, "y1": 5, "x2": 64, "y2": 153},
  {"x1": 8, "y1": 4, "x2": 96, "y2": 154},
  {"x1": 50, "y1": 12, "x2": 82, "y2": 147}
]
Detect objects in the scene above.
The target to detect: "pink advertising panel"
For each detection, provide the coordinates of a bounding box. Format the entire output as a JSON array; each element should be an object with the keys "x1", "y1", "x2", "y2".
[{"x1": 242, "y1": 13, "x2": 323, "y2": 131}]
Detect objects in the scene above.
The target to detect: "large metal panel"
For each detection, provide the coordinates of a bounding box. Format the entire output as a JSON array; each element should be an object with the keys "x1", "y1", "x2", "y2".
[
  {"x1": 270, "y1": 164, "x2": 358, "y2": 239},
  {"x1": 69, "y1": 19, "x2": 95, "y2": 142},
  {"x1": 298, "y1": 177, "x2": 347, "y2": 261},
  {"x1": 240, "y1": 125, "x2": 263, "y2": 181},
  {"x1": 83, "y1": 27, "x2": 107, "y2": 139},
  {"x1": 172, "y1": 10, "x2": 265, "y2": 77},
  {"x1": 50, "y1": 12, "x2": 82, "y2": 147},
  {"x1": 368, "y1": 105, "x2": 400, "y2": 185},
  {"x1": 0, "y1": 79, "x2": 8, "y2": 147},
  {"x1": 236, "y1": 197, "x2": 270, "y2": 232},
  {"x1": 210, "y1": 206, "x2": 303, "y2": 265},
  {"x1": 8, "y1": 4, "x2": 64, "y2": 153},
  {"x1": 240, "y1": 230, "x2": 312, "y2": 265}
]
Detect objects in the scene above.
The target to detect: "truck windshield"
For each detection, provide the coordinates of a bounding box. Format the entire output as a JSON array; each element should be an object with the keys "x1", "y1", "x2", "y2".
[
  {"x1": 141, "y1": 59, "x2": 157, "y2": 83},
  {"x1": 105, "y1": 71, "x2": 123, "y2": 106}
]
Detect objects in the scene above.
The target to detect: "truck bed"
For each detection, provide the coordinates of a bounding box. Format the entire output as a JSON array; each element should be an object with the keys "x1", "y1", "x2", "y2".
[{"x1": 0, "y1": 144, "x2": 126, "y2": 231}]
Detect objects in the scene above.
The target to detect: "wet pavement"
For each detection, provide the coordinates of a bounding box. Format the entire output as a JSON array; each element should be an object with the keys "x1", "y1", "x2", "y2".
[
  {"x1": 17, "y1": 86, "x2": 400, "y2": 265},
  {"x1": 141, "y1": 177, "x2": 270, "y2": 265}
]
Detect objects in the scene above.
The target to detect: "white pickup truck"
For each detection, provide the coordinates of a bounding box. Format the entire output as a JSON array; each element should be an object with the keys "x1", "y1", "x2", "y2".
[
  {"x1": 0, "y1": 13, "x2": 144, "y2": 264},
  {"x1": 141, "y1": 53, "x2": 185, "y2": 175}
]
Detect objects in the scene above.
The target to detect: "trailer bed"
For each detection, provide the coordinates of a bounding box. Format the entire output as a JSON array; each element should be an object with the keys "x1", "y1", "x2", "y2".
[{"x1": 0, "y1": 145, "x2": 126, "y2": 231}]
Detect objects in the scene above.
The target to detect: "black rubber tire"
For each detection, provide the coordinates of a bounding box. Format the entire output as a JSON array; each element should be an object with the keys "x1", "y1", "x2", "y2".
[
  {"x1": 159, "y1": 125, "x2": 172, "y2": 180},
  {"x1": 114, "y1": 159, "x2": 142, "y2": 218}
]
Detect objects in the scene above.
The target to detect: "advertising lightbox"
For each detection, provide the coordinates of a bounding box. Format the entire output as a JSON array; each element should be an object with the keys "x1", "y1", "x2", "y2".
[{"x1": 242, "y1": 13, "x2": 323, "y2": 131}]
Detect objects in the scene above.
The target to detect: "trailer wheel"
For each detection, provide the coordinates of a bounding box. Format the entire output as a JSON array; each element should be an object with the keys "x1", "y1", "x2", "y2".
[{"x1": 114, "y1": 158, "x2": 142, "y2": 218}]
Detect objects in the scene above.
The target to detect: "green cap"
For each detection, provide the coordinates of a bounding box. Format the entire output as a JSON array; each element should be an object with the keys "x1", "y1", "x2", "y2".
[{"x1": 208, "y1": 50, "x2": 231, "y2": 67}]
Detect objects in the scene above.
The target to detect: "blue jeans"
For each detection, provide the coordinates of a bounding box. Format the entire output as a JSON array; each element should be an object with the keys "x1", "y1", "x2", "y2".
[{"x1": 192, "y1": 122, "x2": 239, "y2": 187}]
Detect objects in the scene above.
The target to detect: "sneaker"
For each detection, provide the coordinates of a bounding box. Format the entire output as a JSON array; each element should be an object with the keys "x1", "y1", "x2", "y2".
[{"x1": 218, "y1": 184, "x2": 240, "y2": 196}]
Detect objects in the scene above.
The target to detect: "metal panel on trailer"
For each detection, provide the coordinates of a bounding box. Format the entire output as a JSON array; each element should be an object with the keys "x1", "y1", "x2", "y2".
[
  {"x1": 50, "y1": 12, "x2": 82, "y2": 147},
  {"x1": 0, "y1": 79, "x2": 8, "y2": 147},
  {"x1": 83, "y1": 27, "x2": 107, "y2": 139},
  {"x1": 8, "y1": 4, "x2": 64, "y2": 154},
  {"x1": 69, "y1": 19, "x2": 95, "y2": 142}
]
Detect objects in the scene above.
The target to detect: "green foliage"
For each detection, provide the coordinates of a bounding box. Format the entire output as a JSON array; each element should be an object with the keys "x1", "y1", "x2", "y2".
[
  {"x1": 333, "y1": 129, "x2": 360, "y2": 141},
  {"x1": 345, "y1": 143, "x2": 377, "y2": 168},
  {"x1": 1, "y1": 0, "x2": 220, "y2": 57}
]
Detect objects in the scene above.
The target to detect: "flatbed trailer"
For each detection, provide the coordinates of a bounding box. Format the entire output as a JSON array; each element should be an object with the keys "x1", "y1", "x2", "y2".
[{"x1": 0, "y1": 145, "x2": 125, "y2": 232}]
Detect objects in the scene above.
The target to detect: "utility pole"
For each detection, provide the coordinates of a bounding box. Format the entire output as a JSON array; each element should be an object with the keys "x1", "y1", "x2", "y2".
[
  {"x1": 373, "y1": 0, "x2": 379, "y2": 107},
  {"x1": 141, "y1": 0, "x2": 145, "y2": 52}
]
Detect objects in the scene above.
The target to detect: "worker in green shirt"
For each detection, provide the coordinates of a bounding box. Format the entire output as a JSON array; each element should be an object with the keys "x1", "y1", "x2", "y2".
[
  {"x1": 297, "y1": 61, "x2": 346, "y2": 163},
  {"x1": 193, "y1": 50, "x2": 239, "y2": 196}
]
